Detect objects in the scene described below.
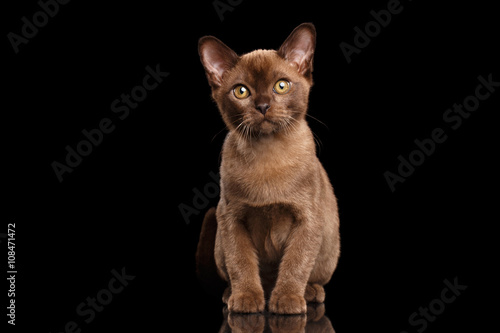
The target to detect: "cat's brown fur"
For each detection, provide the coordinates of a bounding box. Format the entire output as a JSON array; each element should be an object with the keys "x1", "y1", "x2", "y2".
[{"x1": 197, "y1": 23, "x2": 340, "y2": 314}]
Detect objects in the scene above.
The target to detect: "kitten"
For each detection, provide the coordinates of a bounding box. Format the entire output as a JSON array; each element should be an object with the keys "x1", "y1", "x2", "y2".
[{"x1": 196, "y1": 23, "x2": 340, "y2": 314}]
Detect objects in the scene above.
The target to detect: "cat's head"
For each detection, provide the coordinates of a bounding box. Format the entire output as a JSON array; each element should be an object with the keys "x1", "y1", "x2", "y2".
[{"x1": 199, "y1": 23, "x2": 316, "y2": 138}]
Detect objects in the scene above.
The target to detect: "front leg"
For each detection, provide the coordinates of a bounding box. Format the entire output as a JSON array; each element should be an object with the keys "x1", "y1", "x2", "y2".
[
  {"x1": 218, "y1": 207, "x2": 265, "y2": 313},
  {"x1": 269, "y1": 216, "x2": 323, "y2": 314}
]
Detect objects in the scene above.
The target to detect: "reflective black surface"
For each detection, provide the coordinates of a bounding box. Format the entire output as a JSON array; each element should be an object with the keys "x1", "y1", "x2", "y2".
[{"x1": 219, "y1": 303, "x2": 334, "y2": 333}]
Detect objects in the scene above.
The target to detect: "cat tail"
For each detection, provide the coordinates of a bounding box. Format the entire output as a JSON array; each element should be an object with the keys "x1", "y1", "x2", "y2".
[{"x1": 196, "y1": 207, "x2": 226, "y2": 297}]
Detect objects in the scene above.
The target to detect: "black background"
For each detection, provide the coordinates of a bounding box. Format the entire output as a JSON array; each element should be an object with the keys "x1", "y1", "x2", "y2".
[{"x1": 3, "y1": 0, "x2": 498, "y2": 332}]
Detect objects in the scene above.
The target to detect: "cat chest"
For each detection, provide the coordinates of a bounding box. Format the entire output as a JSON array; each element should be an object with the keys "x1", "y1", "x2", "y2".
[
  {"x1": 224, "y1": 157, "x2": 307, "y2": 205},
  {"x1": 244, "y1": 204, "x2": 295, "y2": 262}
]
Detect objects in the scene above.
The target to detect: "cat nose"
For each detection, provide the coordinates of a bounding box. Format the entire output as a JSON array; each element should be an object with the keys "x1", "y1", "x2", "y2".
[{"x1": 256, "y1": 103, "x2": 270, "y2": 115}]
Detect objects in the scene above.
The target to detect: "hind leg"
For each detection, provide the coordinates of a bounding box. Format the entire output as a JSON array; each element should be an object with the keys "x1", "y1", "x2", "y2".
[
  {"x1": 304, "y1": 283, "x2": 325, "y2": 303},
  {"x1": 305, "y1": 225, "x2": 340, "y2": 304}
]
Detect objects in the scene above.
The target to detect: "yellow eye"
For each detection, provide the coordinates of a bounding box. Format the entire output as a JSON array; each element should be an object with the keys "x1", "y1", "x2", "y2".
[
  {"x1": 273, "y1": 80, "x2": 290, "y2": 94},
  {"x1": 233, "y1": 85, "x2": 250, "y2": 99}
]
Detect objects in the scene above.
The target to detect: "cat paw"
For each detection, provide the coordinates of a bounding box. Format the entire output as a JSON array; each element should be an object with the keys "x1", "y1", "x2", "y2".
[
  {"x1": 228, "y1": 290, "x2": 265, "y2": 313},
  {"x1": 269, "y1": 292, "x2": 307, "y2": 314},
  {"x1": 304, "y1": 283, "x2": 325, "y2": 303}
]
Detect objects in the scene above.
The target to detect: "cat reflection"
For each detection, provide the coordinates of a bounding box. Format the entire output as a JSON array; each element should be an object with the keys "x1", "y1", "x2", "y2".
[{"x1": 219, "y1": 303, "x2": 335, "y2": 333}]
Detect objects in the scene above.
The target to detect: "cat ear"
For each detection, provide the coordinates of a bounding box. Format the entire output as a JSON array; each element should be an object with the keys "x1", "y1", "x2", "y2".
[
  {"x1": 199, "y1": 36, "x2": 239, "y2": 88},
  {"x1": 278, "y1": 23, "x2": 316, "y2": 78}
]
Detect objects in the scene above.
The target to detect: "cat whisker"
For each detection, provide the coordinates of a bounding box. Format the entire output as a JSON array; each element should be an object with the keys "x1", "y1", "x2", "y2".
[
  {"x1": 235, "y1": 118, "x2": 253, "y2": 136},
  {"x1": 285, "y1": 117, "x2": 296, "y2": 132},
  {"x1": 243, "y1": 123, "x2": 256, "y2": 156},
  {"x1": 285, "y1": 116, "x2": 300, "y2": 132},
  {"x1": 288, "y1": 111, "x2": 329, "y2": 130},
  {"x1": 226, "y1": 113, "x2": 246, "y2": 120},
  {"x1": 234, "y1": 120, "x2": 246, "y2": 133},
  {"x1": 283, "y1": 115, "x2": 322, "y2": 154},
  {"x1": 306, "y1": 113, "x2": 329, "y2": 130},
  {"x1": 211, "y1": 126, "x2": 229, "y2": 143},
  {"x1": 311, "y1": 130, "x2": 323, "y2": 155},
  {"x1": 243, "y1": 122, "x2": 251, "y2": 142},
  {"x1": 281, "y1": 117, "x2": 299, "y2": 137},
  {"x1": 279, "y1": 119, "x2": 291, "y2": 136},
  {"x1": 247, "y1": 125, "x2": 254, "y2": 144}
]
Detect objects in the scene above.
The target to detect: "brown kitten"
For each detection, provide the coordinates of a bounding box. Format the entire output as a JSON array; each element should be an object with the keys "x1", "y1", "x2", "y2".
[{"x1": 196, "y1": 23, "x2": 340, "y2": 314}]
